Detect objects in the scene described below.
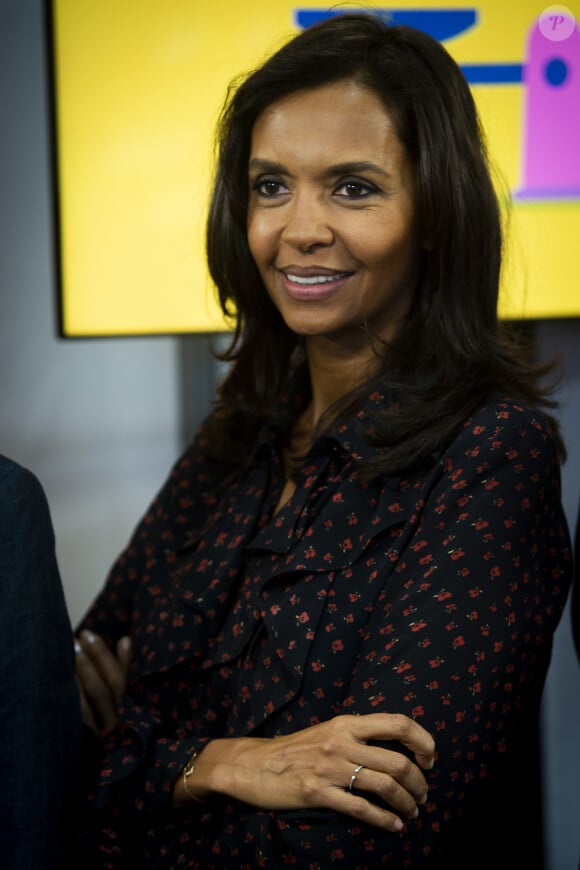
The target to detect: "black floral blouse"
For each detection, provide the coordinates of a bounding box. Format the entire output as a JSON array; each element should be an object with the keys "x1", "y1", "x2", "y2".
[{"x1": 74, "y1": 392, "x2": 572, "y2": 869}]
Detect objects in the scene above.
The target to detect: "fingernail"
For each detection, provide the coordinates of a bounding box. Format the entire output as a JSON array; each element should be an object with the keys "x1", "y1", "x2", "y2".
[
  {"x1": 411, "y1": 806, "x2": 419, "y2": 819},
  {"x1": 74, "y1": 640, "x2": 82, "y2": 654},
  {"x1": 120, "y1": 636, "x2": 131, "y2": 651},
  {"x1": 420, "y1": 792, "x2": 428, "y2": 805},
  {"x1": 83, "y1": 630, "x2": 97, "y2": 644},
  {"x1": 393, "y1": 818, "x2": 403, "y2": 832}
]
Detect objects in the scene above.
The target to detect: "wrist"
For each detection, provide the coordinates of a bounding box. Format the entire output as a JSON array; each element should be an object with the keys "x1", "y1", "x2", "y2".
[{"x1": 182, "y1": 750, "x2": 207, "y2": 804}]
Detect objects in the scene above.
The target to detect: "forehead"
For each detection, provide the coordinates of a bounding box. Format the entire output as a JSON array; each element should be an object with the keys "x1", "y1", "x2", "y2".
[{"x1": 250, "y1": 80, "x2": 404, "y2": 163}]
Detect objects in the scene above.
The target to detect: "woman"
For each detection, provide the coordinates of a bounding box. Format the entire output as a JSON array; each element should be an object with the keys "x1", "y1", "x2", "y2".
[{"x1": 73, "y1": 14, "x2": 572, "y2": 868}]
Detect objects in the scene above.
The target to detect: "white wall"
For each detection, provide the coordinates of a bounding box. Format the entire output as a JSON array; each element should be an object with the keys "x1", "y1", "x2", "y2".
[
  {"x1": 1, "y1": 1, "x2": 579, "y2": 867},
  {"x1": 0, "y1": 0, "x2": 183, "y2": 624}
]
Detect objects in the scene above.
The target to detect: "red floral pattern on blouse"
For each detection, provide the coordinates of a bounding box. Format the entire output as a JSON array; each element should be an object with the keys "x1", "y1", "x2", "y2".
[{"x1": 75, "y1": 394, "x2": 572, "y2": 868}]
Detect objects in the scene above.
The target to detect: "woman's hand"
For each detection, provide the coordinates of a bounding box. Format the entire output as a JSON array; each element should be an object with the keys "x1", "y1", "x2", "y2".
[
  {"x1": 175, "y1": 713, "x2": 435, "y2": 831},
  {"x1": 74, "y1": 630, "x2": 131, "y2": 733}
]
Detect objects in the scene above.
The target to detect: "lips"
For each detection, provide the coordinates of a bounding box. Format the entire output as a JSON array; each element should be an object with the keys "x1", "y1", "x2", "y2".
[
  {"x1": 279, "y1": 266, "x2": 354, "y2": 300},
  {"x1": 284, "y1": 271, "x2": 353, "y2": 285}
]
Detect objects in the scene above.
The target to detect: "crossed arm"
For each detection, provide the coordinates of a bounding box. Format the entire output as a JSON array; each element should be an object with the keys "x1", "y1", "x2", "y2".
[{"x1": 75, "y1": 630, "x2": 435, "y2": 832}]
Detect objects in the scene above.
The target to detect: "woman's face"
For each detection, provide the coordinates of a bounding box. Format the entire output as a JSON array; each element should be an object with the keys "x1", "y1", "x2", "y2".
[{"x1": 247, "y1": 79, "x2": 423, "y2": 349}]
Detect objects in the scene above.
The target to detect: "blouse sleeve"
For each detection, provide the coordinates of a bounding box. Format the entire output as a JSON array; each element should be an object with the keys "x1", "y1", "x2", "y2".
[
  {"x1": 333, "y1": 407, "x2": 572, "y2": 862},
  {"x1": 76, "y1": 414, "x2": 223, "y2": 815}
]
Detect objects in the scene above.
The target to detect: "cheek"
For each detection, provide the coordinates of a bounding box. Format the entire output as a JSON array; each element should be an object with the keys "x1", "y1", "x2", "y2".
[
  {"x1": 366, "y1": 223, "x2": 418, "y2": 271},
  {"x1": 247, "y1": 212, "x2": 274, "y2": 263}
]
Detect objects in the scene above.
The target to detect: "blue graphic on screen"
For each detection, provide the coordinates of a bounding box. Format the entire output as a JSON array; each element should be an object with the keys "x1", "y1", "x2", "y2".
[
  {"x1": 295, "y1": 8, "x2": 580, "y2": 199},
  {"x1": 295, "y1": 8, "x2": 522, "y2": 82}
]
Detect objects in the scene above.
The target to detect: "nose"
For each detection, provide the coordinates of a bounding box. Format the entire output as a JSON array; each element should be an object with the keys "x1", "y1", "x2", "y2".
[{"x1": 280, "y1": 191, "x2": 334, "y2": 252}]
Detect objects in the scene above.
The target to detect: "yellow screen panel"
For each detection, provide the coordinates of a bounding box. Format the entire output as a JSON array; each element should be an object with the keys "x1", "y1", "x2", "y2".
[{"x1": 49, "y1": 1, "x2": 580, "y2": 335}]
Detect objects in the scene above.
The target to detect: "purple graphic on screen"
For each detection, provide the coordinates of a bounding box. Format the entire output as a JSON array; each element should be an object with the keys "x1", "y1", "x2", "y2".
[
  {"x1": 296, "y1": 8, "x2": 580, "y2": 200},
  {"x1": 516, "y1": 19, "x2": 580, "y2": 199}
]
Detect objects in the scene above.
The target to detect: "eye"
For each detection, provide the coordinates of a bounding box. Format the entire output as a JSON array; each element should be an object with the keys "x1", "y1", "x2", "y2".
[
  {"x1": 334, "y1": 178, "x2": 378, "y2": 199},
  {"x1": 251, "y1": 176, "x2": 289, "y2": 198}
]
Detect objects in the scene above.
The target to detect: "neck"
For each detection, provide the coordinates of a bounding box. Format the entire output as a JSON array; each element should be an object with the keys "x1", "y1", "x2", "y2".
[{"x1": 305, "y1": 337, "x2": 381, "y2": 428}]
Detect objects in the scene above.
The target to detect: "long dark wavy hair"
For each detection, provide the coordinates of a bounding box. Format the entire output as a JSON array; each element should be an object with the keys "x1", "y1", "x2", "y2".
[{"x1": 204, "y1": 12, "x2": 564, "y2": 480}]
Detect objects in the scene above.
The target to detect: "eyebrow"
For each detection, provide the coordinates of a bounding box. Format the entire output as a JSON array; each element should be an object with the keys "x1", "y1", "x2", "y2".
[{"x1": 248, "y1": 158, "x2": 392, "y2": 180}]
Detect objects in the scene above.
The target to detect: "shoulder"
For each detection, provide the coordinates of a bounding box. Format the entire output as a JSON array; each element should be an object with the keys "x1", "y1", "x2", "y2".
[
  {"x1": 0, "y1": 453, "x2": 41, "y2": 487},
  {"x1": 171, "y1": 407, "x2": 233, "y2": 482},
  {"x1": 0, "y1": 456, "x2": 54, "y2": 549},
  {"x1": 145, "y1": 408, "x2": 236, "y2": 527},
  {"x1": 438, "y1": 398, "x2": 562, "y2": 484},
  {"x1": 457, "y1": 398, "x2": 556, "y2": 445},
  {"x1": 0, "y1": 454, "x2": 48, "y2": 510}
]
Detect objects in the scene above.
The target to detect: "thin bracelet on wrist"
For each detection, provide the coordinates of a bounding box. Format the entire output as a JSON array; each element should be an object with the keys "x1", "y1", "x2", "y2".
[{"x1": 182, "y1": 751, "x2": 207, "y2": 804}]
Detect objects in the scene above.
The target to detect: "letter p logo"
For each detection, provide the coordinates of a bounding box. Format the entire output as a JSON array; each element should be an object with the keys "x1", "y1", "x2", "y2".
[{"x1": 539, "y1": 5, "x2": 577, "y2": 41}]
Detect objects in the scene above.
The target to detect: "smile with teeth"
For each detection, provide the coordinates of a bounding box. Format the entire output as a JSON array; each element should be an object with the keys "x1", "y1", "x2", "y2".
[{"x1": 284, "y1": 271, "x2": 352, "y2": 285}]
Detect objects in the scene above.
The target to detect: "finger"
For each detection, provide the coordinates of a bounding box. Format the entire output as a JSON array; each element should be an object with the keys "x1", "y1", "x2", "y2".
[
  {"x1": 335, "y1": 714, "x2": 434, "y2": 815},
  {"x1": 115, "y1": 635, "x2": 132, "y2": 684},
  {"x1": 345, "y1": 755, "x2": 426, "y2": 819},
  {"x1": 415, "y1": 750, "x2": 436, "y2": 771},
  {"x1": 76, "y1": 677, "x2": 98, "y2": 733},
  {"x1": 79, "y1": 630, "x2": 127, "y2": 701},
  {"x1": 75, "y1": 636, "x2": 119, "y2": 732},
  {"x1": 359, "y1": 743, "x2": 429, "y2": 799},
  {"x1": 350, "y1": 713, "x2": 436, "y2": 767},
  {"x1": 291, "y1": 725, "x2": 426, "y2": 821},
  {"x1": 345, "y1": 796, "x2": 405, "y2": 833},
  {"x1": 331, "y1": 786, "x2": 405, "y2": 833}
]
